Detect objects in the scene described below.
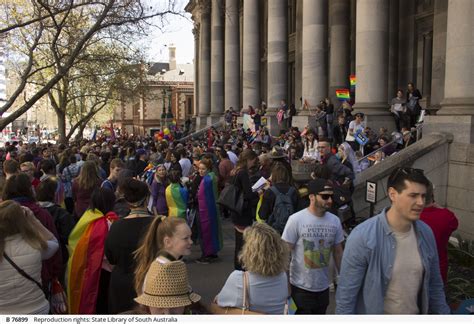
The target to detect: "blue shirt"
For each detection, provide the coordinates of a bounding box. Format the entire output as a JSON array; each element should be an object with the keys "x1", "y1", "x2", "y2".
[{"x1": 335, "y1": 208, "x2": 450, "y2": 314}]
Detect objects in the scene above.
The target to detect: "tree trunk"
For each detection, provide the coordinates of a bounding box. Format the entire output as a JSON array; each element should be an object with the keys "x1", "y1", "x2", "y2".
[
  {"x1": 75, "y1": 122, "x2": 88, "y2": 141},
  {"x1": 56, "y1": 109, "x2": 67, "y2": 144}
]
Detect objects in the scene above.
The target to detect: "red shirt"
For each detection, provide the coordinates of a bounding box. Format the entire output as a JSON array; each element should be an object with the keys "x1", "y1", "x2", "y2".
[{"x1": 420, "y1": 206, "x2": 458, "y2": 283}]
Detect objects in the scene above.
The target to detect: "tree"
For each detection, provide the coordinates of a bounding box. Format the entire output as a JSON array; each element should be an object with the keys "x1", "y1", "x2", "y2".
[
  {"x1": 0, "y1": 0, "x2": 186, "y2": 135},
  {"x1": 44, "y1": 41, "x2": 143, "y2": 143}
]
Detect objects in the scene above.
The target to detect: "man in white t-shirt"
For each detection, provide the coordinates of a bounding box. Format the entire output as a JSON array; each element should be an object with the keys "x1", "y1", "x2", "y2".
[
  {"x1": 178, "y1": 149, "x2": 192, "y2": 178},
  {"x1": 282, "y1": 179, "x2": 344, "y2": 314}
]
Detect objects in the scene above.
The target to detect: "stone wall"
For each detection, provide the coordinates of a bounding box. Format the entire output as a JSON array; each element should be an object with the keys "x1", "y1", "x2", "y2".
[
  {"x1": 351, "y1": 132, "x2": 473, "y2": 239},
  {"x1": 446, "y1": 142, "x2": 474, "y2": 239}
]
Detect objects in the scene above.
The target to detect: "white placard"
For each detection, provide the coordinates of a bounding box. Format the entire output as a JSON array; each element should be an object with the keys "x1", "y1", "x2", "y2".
[{"x1": 366, "y1": 181, "x2": 377, "y2": 204}]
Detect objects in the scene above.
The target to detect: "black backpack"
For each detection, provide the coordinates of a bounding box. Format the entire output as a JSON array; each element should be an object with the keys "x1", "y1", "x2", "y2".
[{"x1": 268, "y1": 186, "x2": 296, "y2": 234}]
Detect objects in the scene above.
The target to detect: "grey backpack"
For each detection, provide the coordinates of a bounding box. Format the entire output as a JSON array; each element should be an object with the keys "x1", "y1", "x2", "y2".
[{"x1": 268, "y1": 186, "x2": 296, "y2": 234}]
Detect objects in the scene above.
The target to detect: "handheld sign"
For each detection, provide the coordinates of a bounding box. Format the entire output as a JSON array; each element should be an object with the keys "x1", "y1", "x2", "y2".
[{"x1": 355, "y1": 129, "x2": 369, "y2": 146}]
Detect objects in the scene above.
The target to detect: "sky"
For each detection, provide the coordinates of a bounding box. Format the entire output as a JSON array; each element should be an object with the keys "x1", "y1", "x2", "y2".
[{"x1": 141, "y1": 0, "x2": 195, "y2": 64}]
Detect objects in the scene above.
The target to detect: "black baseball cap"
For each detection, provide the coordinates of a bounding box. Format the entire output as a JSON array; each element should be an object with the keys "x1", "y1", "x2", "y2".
[{"x1": 307, "y1": 179, "x2": 333, "y2": 195}]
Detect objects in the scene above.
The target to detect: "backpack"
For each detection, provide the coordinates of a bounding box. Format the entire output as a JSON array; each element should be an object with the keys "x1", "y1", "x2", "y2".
[{"x1": 268, "y1": 186, "x2": 296, "y2": 234}]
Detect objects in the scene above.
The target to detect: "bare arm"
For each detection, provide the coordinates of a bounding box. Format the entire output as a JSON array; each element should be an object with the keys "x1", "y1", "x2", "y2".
[{"x1": 333, "y1": 242, "x2": 344, "y2": 273}]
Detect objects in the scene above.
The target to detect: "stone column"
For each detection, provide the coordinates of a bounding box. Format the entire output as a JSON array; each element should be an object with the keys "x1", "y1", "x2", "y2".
[
  {"x1": 210, "y1": 0, "x2": 224, "y2": 122},
  {"x1": 198, "y1": 3, "x2": 211, "y2": 127},
  {"x1": 267, "y1": 0, "x2": 287, "y2": 112},
  {"x1": 302, "y1": 0, "x2": 328, "y2": 109},
  {"x1": 295, "y1": 0, "x2": 303, "y2": 109},
  {"x1": 329, "y1": 0, "x2": 350, "y2": 104},
  {"x1": 354, "y1": 0, "x2": 389, "y2": 116},
  {"x1": 397, "y1": 0, "x2": 415, "y2": 90},
  {"x1": 430, "y1": 0, "x2": 448, "y2": 111},
  {"x1": 224, "y1": 0, "x2": 240, "y2": 112},
  {"x1": 425, "y1": 0, "x2": 474, "y2": 144},
  {"x1": 387, "y1": 0, "x2": 399, "y2": 100},
  {"x1": 193, "y1": 26, "x2": 200, "y2": 118},
  {"x1": 242, "y1": 0, "x2": 260, "y2": 110},
  {"x1": 422, "y1": 32, "x2": 433, "y2": 101},
  {"x1": 439, "y1": 0, "x2": 474, "y2": 115},
  {"x1": 350, "y1": 0, "x2": 356, "y2": 75}
]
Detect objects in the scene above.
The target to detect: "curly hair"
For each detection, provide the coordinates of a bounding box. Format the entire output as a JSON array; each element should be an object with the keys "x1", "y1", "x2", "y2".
[{"x1": 239, "y1": 223, "x2": 289, "y2": 277}]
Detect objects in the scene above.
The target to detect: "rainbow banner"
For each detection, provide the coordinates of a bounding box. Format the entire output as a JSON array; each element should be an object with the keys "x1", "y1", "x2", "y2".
[
  {"x1": 336, "y1": 89, "x2": 351, "y2": 101},
  {"x1": 350, "y1": 75, "x2": 356, "y2": 87},
  {"x1": 67, "y1": 209, "x2": 118, "y2": 314},
  {"x1": 197, "y1": 172, "x2": 223, "y2": 256},
  {"x1": 166, "y1": 183, "x2": 188, "y2": 219}
]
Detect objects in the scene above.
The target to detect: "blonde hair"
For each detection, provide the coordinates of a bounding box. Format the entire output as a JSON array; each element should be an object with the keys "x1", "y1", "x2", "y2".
[
  {"x1": 77, "y1": 161, "x2": 101, "y2": 190},
  {"x1": 20, "y1": 161, "x2": 35, "y2": 171},
  {"x1": 239, "y1": 223, "x2": 289, "y2": 276},
  {"x1": 0, "y1": 200, "x2": 47, "y2": 261},
  {"x1": 133, "y1": 217, "x2": 187, "y2": 294}
]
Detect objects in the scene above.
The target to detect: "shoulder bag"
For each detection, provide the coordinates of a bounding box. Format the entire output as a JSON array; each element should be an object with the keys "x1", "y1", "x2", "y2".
[
  {"x1": 217, "y1": 176, "x2": 244, "y2": 215},
  {"x1": 3, "y1": 252, "x2": 68, "y2": 314},
  {"x1": 209, "y1": 272, "x2": 263, "y2": 315},
  {"x1": 3, "y1": 252, "x2": 45, "y2": 296}
]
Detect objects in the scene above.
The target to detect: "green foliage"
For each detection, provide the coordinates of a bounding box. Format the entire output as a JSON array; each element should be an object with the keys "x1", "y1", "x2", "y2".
[
  {"x1": 447, "y1": 234, "x2": 474, "y2": 305},
  {"x1": 448, "y1": 234, "x2": 474, "y2": 268}
]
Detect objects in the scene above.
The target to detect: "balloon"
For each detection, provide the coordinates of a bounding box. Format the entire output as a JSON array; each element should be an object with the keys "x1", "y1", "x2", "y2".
[{"x1": 163, "y1": 128, "x2": 170, "y2": 135}]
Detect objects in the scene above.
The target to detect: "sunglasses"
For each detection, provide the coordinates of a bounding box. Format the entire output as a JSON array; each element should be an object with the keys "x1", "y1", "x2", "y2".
[{"x1": 319, "y1": 194, "x2": 333, "y2": 201}]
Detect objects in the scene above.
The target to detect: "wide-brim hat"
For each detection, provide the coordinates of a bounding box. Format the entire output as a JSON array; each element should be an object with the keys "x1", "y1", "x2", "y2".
[
  {"x1": 267, "y1": 146, "x2": 286, "y2": 159},
  {"x1": 134, "y1": 261, "x2": 201, "y2": 309}
]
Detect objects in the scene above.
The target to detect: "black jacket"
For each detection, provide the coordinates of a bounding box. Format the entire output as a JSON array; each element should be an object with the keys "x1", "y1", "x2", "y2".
[
  {"x1": 43, "y1": 204, "x2": 76, "y2": 264},
  {"x1": 230, "y1": 170, "x2": 259, "y2": 227}
]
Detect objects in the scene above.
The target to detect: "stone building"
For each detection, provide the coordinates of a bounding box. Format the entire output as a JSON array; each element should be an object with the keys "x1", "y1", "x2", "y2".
[
  {"x1": 113, "y1": 45, "x2": 194, "y2": 136},
  {"x1": 187, "y1": 0, "x2": 474, "y2": 238}
]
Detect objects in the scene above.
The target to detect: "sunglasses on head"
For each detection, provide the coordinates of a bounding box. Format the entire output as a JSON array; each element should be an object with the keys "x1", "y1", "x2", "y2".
[
  {"x1": 319, "y1": 193, "x2": 333, "y2": 200},
  {"x1": 392, "y1": 167, "x2": 424, "y2": 178}
]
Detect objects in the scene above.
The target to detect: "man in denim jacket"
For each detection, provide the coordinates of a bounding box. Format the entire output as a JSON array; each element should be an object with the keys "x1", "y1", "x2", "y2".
[{"x1": 336, "y1": 167, "x2": 450, "y2": 314}]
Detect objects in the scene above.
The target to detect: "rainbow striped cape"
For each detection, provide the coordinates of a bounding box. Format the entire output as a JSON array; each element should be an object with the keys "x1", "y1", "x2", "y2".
[
  {"x1": 197, "y1": 172, "x2": 223, "y2": 256},
  {"x1": 66, "y1": 209, "x2": 118, "y2": 314},
  {"x1": 166, "y1": 183, "x2": 189, "y2": 219}
]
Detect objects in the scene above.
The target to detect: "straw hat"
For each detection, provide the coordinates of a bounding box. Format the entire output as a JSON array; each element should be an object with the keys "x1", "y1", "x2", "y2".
[{"x1": 134, "y1": 261, "x2": 201, "y2": 309}]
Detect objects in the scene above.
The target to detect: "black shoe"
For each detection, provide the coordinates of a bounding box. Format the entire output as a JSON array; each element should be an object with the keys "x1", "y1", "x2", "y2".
[{"x1": 195, "y1": 257, "x2": 211, "y2": 264}]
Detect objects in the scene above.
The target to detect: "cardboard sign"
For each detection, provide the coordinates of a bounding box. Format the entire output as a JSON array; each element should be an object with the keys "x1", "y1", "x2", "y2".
[{"x1": 366, "y1": 181, "x2": 377, "y2": 204}]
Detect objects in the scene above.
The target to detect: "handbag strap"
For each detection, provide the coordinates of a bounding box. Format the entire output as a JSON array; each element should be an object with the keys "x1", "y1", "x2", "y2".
[
  {"x1": 3, "y1": 252, "x2": 46, "y2": 297},
  {"x1": 242, "y1": 271, "x2": 251, "y2": 313}
]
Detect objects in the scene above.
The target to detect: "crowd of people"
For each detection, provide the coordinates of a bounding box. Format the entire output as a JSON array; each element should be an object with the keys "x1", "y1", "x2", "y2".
[{"x1": 0, "y1": 90, "x2": 459, "y2": 315}]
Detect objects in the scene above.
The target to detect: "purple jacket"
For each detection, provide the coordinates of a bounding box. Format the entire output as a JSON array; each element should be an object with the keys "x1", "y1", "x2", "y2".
[{"x1": 151, "y1": 179, "x2": 168, "y2": 216}]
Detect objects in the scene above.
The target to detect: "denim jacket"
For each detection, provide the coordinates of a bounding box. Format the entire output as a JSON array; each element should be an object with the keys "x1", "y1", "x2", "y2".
[{"x1": 335, "y1": 208, "x2": 450, "y2": 314}]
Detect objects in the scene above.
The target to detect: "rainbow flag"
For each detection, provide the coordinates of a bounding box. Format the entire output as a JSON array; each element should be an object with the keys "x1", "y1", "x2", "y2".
[
  {"x1": 336, "y1": 89, "x2": 351, "y2": 101},
  {"x1": 166, "y1": 183, "x2": 188, "y2": 219},
  {"x1": 350, "y1": 75, "x2": 356, "y2": 87},
  {"x1": 67, "y1": 209, "x2": 118, "y2": 314},
  {"x1": 197, "y1": 172, "x2": 223, "y2": 256}
]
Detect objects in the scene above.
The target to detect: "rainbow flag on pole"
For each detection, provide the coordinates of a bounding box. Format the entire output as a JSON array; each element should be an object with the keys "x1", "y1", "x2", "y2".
[
  {"x1": 350, "y1": 75, "x2": 356, "y2": 87},
  {"x1": 336, "y1": 89, "x2": 351, "y2": 101}
]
